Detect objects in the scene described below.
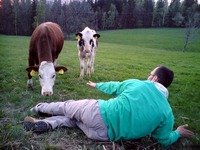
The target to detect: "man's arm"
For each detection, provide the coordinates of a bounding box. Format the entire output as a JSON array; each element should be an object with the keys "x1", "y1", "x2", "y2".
[
  {"x1": 152, "y1": 118, "x2": 194, "y2": 147},
  {"x1": 86, "y1": 80, "x2": 121, "y2": 95}
]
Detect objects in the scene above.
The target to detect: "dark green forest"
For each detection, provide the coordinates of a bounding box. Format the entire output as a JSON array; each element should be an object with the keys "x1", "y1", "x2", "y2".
[{"x1": 0, "y1": 0, "x2": 200, "y2": 38}]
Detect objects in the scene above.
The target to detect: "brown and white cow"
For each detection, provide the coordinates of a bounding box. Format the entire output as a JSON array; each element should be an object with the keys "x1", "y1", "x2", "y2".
[
  {"x1": 76, "y1": 27, "x2": 100, "y2": 78},
  {"x1": 26, "y1": 22, "x2": 67, "y2": 96}
]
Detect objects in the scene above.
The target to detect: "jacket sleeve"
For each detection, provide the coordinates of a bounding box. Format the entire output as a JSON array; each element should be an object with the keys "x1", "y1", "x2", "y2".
[
  {"x1": 151, "y1": 114, "x2": 181, "y2": 147},
  {"x1": 96, "y1": 81, "x2": 122, "y2": 96}
]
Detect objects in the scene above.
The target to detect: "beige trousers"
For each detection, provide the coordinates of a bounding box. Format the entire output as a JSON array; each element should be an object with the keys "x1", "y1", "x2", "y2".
[{"x1": 35, "y1": 99, "x2": 109, "y2": 141}]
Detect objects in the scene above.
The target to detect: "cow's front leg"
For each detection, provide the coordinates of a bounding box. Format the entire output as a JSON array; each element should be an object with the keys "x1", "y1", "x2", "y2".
[
  {"x1": 87, "y1": 58, "x2": 92, "y2": 77},
  {"x1": 53, "y1": 59, "x2": 57, "y2": 66},
  {"x1": 27, "y1": 58, "x2": 34, "y2": 88},
  {"x1": 27, "y1": 75, "x2": 33, "y2": 88},
  {"x1": 91, "y1": 51, "x2": 96, "y2": 74},
  {"x1": 79, "y1": 57, "x2": 85, "y2": 78},
  {"x1": 27, "y1": 67, "x2": 33, "y2": 88}
]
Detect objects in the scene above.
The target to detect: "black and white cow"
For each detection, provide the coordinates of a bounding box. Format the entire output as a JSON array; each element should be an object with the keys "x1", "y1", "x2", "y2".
[{"x1": 76, "y1": 27, "x2": 100, "y2": 78}]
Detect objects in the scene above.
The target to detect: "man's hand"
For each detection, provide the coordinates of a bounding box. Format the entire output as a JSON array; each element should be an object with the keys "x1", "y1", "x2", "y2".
[
  {"x1": 86, "y1": 81, "x2": 96, "y2": 88},
  {"x1": 177, "y1": 124, "x2": 194, "y2": 137}
]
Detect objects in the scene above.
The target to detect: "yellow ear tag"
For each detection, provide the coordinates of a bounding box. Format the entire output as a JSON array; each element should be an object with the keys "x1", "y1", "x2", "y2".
[
  {"x1": 94, "y1": 36, "x2": 98, "y2": 39},
  {"x1": 30, "y1": 70, "x2": 37, "y2": 76},
  {"x1": 58, "y1": 69, "x2": 64, "y2": 75},
  {"x1": 75, "y1": 35, "x2": 80, "y2": 40}
]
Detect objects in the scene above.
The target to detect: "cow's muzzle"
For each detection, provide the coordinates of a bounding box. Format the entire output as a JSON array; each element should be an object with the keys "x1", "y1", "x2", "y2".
[
  {"x1": 84, "y1": 49, "x2": 90, "y2": 53},
  {"x1": 41, "y1": 88, "x2": 53, "y2": 96},
  {"x1": 42, "y1": 91, "x2": 53, "y2": 96}
]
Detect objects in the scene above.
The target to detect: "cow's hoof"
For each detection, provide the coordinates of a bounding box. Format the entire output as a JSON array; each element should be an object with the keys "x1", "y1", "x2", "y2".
[
  {"x1": 79, "y1": 75, "x2": 84, "y2": 79},
  {"x1": 79, "y1": 77, "x2": 83, "y2": 80},
  {"x1": 27, "y1": 84, "x2": 33, "y2": 89},
  {"x1": 87, "y1": 74, "x2": 91, "y2": 77}
]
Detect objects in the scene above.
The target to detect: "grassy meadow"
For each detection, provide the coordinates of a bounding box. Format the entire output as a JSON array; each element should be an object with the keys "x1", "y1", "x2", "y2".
[{"x1": 0, "y1": 28, "x2": 200, "y2": 149}]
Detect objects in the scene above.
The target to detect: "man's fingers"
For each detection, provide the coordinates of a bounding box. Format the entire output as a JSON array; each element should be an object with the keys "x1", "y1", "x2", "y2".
[
  {"x1": 182, "y1": 124, "x2": 188, "y2": 128},
  {"x1": 86, "y1": 81, "x2": 96, "y2": 87},
  {"x1": 179, "y1": 124, "x2": 188, "y2": 128},
  {"x1": 184, "y1": 129, "x2": 195, "y2": 136},
  {"x1": 177, "y1": 124, "x2": 195, "y2": 137},
  {"x1": 86, "y1": 81, "x2": 92, "y2": 85}
]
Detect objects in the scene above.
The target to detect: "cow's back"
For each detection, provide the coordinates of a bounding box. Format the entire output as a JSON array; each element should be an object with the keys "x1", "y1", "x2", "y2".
[{"x1": 29, "y1": 22, "x2": 64, "y2": 64}]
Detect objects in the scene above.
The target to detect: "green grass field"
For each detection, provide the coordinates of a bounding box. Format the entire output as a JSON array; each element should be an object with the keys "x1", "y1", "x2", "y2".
[{"x1": 0, "y1": 28, "x2": 200, "y2": 149}]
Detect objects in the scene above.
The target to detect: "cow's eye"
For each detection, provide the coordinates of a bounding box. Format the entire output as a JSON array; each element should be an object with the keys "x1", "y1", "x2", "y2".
[
  {"x1": 90, "y1": 39, "x2": 94, "y2": 47},
  {"x1": 52, "y1": 75, "x2": 55, "y2": 79},
  {"x1": 38, "y1": 75, "x2": 42, "y2": 79}
]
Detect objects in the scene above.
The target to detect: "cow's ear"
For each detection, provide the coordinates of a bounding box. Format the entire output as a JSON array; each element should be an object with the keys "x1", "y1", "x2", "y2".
[
  {"x1": 75, "y1": 33, "x2": 82, "y2": 40},
  {"x1": 93, "y1": 34, "x2": 100, "y2": 39},
  {"x1": 55, "y1": 66, "x2": 68, "y2": 75},
  {"x1": 26, "y1": 66, "x2": 38, "y2": 76}
]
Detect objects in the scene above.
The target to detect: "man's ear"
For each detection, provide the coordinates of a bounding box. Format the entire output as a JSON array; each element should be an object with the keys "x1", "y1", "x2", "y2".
[
  {"x1": 26, "y1": 66, "x2": 38, "y2": 76},
  {"x1": 152, "y1": 76, "x2": 159, "y2": 82},
  {"x1": 55, "y1": 66, "x2": 68, "y2": 75}
]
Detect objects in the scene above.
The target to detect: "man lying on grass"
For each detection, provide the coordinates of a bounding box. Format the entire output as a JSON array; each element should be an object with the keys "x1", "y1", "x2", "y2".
[{"x1": 23, "y1": 66, "x2": 194, "y2": 147}]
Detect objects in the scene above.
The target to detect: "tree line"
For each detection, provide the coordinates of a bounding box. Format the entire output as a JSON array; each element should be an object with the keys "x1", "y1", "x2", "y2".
[{"x1": 0, "y1": 0, "x2": 200, "y2": 38}]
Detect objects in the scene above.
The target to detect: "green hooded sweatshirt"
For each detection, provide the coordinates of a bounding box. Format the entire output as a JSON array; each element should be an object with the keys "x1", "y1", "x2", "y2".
[{"x1": 97, "y1": 79, "x2": 180, "y2": 147}]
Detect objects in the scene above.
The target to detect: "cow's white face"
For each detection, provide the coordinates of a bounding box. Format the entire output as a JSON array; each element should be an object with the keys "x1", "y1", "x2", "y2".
[
  {"x1": 76, "y1": 27, "x2": 100, "y2": 54},
  {"x1": 38, "y1": 61, "x2": 56, "y2": 96}
]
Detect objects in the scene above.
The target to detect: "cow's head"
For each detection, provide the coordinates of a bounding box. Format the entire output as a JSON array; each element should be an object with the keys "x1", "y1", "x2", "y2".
[
  {"x1": 26, "y1": 61, "x2": 68, "y2": 96},
  {"x1": 76, "y1": 27, "x2": 100, "y2": 53}
]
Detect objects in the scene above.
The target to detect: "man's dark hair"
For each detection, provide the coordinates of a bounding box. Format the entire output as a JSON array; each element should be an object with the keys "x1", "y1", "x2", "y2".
[{"x1": 155, "y1": 66, "x2": 174, "y2": 88}]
